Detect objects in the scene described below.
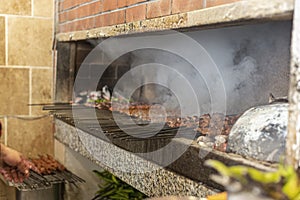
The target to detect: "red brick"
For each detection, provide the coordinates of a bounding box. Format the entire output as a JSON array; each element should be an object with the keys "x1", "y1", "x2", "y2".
[
  {"x1": 103, "y1": 10, "x2": 125, "y2": 26},
  {"x1": 103, "y1": 0, "x2": 118, "y2": 11},
  {"x1": 94, "y1": 15, "x2": 104, "y2": 27},
  {"x1": 64, "y1": 22, "x2": 74, "y2": 32},
  {"x1": 62, "y1": 0, "x2": 94, "y2": 10},
  {"x1": 172, "y1": 0, "x2": 203, "y2": 14},
  {"x1": 65, "y1": 24, "x2": 71, "y2": 32},
  {"x1": 87, "y1": 17, "x2": 96, "y2": 29},
  {"x1": 126, "y1": 0, "x2": 146, "y2": 6},
  {"x1": 146, "y1": 0, "x2": 171, "y2": 19},
  {"x1": 78, "y1": 0, "x2": 93, "y2": 7},
  {"x1": 206, "y1": 0, "x2": 240, "y2": 7},
  {"x1": 59, "y1": 12, "x2": 67, "y2": 23},
  {"x1": 66, "y1": 24, "x2": 72, "y2": 32},
  {"x1": 126, "y1": 4, "x2": 146, "y2": 22},
  {"x1": 63, "y1": 0, "x2": 77, "y2": 10},
  {"x1": 117, "y1": 0, "x2": 127, "y2": 8},
  {"x1": 59, "y1": 24, "x2": 66, "y2": 33},
  {"x1": 95, "y1": 10, "x2": 125, "y2": 27},
  {"x1": 76, "y1": 18, "x2": 91, "y2": 31},
  {"x1": 72, "y1": 21, "x2": 79, "y2": 32},
  {"x1": 68, "y1": 23, "x2": 74, "y2": 32},
  {"x1": 58, "y1": 1, "x2": 64, "y2": 12},
  {"x1": 67, "y1": 9, "x2": 77, "y2": 21},
  {"x1": 90, "y1": 1, "x2": 102, "y2": 15},
  {"x1": 76, "y1": 4, "x2": 90, "y2": 18}
]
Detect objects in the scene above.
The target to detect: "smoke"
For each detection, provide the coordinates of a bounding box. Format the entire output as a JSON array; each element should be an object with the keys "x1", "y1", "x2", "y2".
[
  {"x1": 191, "y1": 21, "x2": 291, "y2": 114},
  {"x1": 111, "y1": 21, "x2": 291, "y2": 115},
  {"x1": 78, "y1": 21, "x2": 291, "y2": 116}
]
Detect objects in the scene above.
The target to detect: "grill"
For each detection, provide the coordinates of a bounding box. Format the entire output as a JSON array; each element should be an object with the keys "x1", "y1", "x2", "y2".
[
  {"x1": 0, "y1": 153, "x2": 84, "y2": 200},
  {"x1": 0, "y1": 169, "x2": 84, "y2": 191},
  {"x1": 50, "y1": 104, "x2": 278, "y2": 191},
  {"x1": 46, "y1": 105, "x2": 197, "y2": 153}
]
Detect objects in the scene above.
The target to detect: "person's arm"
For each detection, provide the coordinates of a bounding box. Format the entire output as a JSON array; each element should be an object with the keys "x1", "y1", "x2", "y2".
[
  {"x1": 0, "y1": 143, "x2": 33, "y2": 176},
  {"x1": 1, "y1": 143, "x2": 22, "y2": 167}
]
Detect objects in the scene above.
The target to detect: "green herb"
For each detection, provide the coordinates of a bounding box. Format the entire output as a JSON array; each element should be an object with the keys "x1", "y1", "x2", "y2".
[{"x1": 92, "y1": 170, "x2": 147, "y2": 200}]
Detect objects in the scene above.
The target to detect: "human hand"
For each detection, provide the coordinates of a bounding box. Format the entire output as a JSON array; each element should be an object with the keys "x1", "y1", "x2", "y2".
[
  {"x1": 1, "y1": 144, "x2": 38, "y2": 180},
  {"x1": 0, "y1": 167, "x2": 26, "y2": 183}
]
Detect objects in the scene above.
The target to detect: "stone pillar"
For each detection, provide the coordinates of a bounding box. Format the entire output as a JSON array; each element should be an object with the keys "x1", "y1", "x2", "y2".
[{"x1": 287, "y1": 0, "x2": 300, "y2": 169}]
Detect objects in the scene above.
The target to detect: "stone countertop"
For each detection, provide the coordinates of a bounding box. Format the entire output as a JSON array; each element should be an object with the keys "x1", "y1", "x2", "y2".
[{"x1": 54, "y1": 118, "x2": 218, "y2": 198}]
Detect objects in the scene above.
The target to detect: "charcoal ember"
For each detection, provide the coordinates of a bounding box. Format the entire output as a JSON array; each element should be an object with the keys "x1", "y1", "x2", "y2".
[{"x1": 227, "y1": 103, "x2": 288, "y2": 162}]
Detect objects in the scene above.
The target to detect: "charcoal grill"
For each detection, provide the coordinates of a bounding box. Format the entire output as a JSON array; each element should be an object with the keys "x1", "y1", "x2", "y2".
[
  {"x1": 46, "y1": 105, "x2": 198, "y2": 154},
  {"x1": 0, "y1": 161, "x2": 84, "y2": 200},
  {"x1": 50, "y1": 104, "x2": 278, "y2": 190}
]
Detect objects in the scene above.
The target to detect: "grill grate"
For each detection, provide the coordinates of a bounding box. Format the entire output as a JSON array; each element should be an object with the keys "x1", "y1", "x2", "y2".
[
  {"x1": 49, "y1": 106, "x2": 198, "y2": 154},
  {"x1": 0, "y1": 169, "x2": 84, "y2": 191}
]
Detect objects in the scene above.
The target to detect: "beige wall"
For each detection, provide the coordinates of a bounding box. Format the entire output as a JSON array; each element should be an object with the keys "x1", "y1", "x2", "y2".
[{"x1": 0, "y1": 0, "x2": 54, "y2": 198}]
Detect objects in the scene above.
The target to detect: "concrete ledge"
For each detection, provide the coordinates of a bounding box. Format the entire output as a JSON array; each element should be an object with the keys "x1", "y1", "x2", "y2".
[{"x1": 56, "y1": 0, "x2": 294, "y2": 42}]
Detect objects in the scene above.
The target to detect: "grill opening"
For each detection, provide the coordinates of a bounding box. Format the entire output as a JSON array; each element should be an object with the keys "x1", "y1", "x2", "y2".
[
  {"x1": 53, "y1": 19, "x2": 292, "y2": 190},
  {"x1": 56, "y1": 20, "x2": 291, "y2": 115}
]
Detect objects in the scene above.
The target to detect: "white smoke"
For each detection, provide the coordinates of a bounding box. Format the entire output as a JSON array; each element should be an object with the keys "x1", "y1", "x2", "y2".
[
  {"x1": 80, "y1": 21, "x2": 291, "y2": 116},
  {"x1": 112, "y1": 21, "x2": 291, "y2": 115}
]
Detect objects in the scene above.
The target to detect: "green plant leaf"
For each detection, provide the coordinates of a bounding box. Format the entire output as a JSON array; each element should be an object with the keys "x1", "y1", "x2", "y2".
[
  {"x1": 93, "y1": 170, "x2": 146, "y2": 200},
  {"x1": 112, "y1": 175, "x2": 119, "y2": 184},
  {"x1": 248, "y1": 168, "x2": 281, "y2": 184},
  {"x1": 282, "y1": 172, "x2": 300, "y2": 199},
  {"x1": 205, "y1": 160, "x2": 231, "y2": 177}
]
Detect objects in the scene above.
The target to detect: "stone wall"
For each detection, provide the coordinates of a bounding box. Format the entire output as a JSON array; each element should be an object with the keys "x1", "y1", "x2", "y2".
[{"x1": 0, "y1": 0, "x2": 54, "y2": 199}]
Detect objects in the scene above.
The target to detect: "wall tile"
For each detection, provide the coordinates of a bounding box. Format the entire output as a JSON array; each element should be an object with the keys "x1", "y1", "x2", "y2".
[
  {"x1": 31, "y1": 69, "x2": 53, "y2": 115},
  {"x1": 7, "y1": 116, "x2": 54, "y2": 157},
  {"x1": 34, "y1": 0, "x2": 54, "y2": 17},
  {"x1": 54, "y1": 139, "x2": 65, "y2": 164},
  {"x1": 8, "y1": 17, "x2": 53, "y2": 67},
  {"x1": 0, "y1": 17, "x2": 5, "y2": 65},
  {"x1": 0, "y1": 68, "x2": 29, "y2": 115},
  {"x1": 0, "y1": 0, "x2": 31, "y2": 15}
]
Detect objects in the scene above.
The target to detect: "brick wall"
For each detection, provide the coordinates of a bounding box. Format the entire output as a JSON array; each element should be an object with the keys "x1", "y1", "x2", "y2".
[{"x1": 58, "y1": 0, "x2": 240, "y2": 33}]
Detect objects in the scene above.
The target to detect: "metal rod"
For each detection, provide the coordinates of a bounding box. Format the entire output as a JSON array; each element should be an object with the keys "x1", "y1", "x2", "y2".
[{"x1": 28, "y1": 102, "x2": 72, "y2": 106}]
